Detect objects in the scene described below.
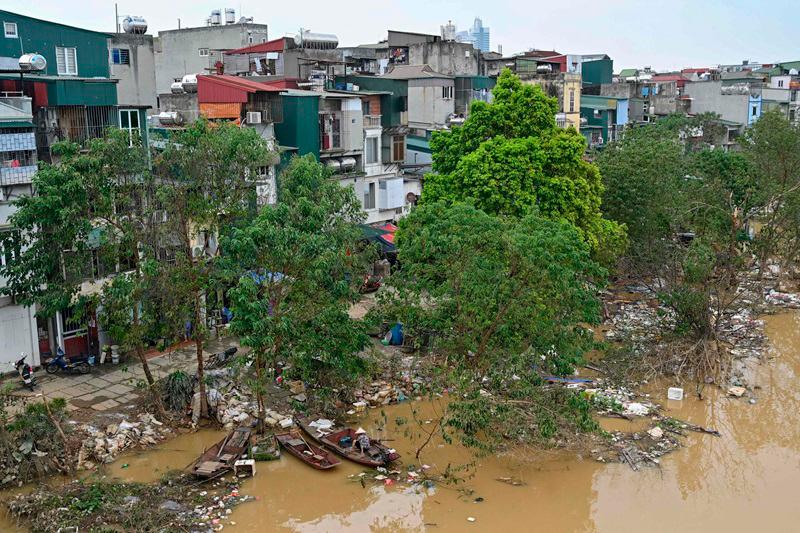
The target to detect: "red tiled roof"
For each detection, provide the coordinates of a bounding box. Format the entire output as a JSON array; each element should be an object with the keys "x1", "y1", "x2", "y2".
[
  {"x1": 225, "y1": 37, "x2": 288, "y2": 55},
  {"x1": 681, "y1": 67, "x2": 710, "y2": 74}
]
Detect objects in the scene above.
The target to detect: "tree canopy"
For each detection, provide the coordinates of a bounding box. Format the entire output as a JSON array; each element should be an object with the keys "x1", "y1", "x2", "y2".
[
  {"x1": 375, "y1": 201, "x2": 604, "y2": 449},
  {"x1": 421, "y1": 69, "x2": 626, "y2": 260},
  {"x1": 222, "y1": 156, "x2": 372, "y2": 426}
]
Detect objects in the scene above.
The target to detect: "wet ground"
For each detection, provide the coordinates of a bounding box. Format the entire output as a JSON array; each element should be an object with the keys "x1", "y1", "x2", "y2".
[{"x1": 3, "y1": 312, "x2": 800, "y2": 532}]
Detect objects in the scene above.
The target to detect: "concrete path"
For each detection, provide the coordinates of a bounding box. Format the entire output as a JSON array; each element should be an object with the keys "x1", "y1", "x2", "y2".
[{"x1": 3, "y1": 337, "x2": 240, "y2": 413}]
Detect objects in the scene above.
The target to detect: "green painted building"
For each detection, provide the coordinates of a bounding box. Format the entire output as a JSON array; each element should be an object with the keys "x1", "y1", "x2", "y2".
[
  {"x1": 0, "y1": 10, "x2": 111, "y2": 78},
  {"x1": 581, "y1": 58, "x2": 613, "y2": 86},
  {"x1": 0, "y1": 10, "x2": 145, "y2": 160},
  {"x1": 274, "y1": 91, "x2": 321, "y2": 163}
]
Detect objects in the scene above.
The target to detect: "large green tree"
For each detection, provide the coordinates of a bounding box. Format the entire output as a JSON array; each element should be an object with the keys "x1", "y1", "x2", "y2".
[
  {"x1": 221, "y1": 156, "x2": 370, "y2": 429},
  {"x1": 422, "y1": 69, "x2": 625, "y2": 261},
  {"x1": 376, "y1": 201, "x2": 604, "y2": 450},
  {"x1": 0, "y1": 130, "x2": 165, "y2": 392},
  {"x1": 154, "y1": 119, "x2": 276, "y2": 418}
]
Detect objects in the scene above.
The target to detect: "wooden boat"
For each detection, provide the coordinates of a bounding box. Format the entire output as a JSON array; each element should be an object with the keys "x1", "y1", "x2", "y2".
[
  {"x1": 190, "y1": 426, "x2": 252, "y2": 479},
  {"x1": 275, "y1": 430, "x2": 341, "y2": 470},
  {"x1": 298, "y1": 418, "x2": 400, "y2": 468}
]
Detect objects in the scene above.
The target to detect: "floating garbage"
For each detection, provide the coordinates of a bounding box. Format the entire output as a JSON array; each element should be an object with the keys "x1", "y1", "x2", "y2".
[{"x1": 667, "y1": 387, "x2": 684, "y2": 401}]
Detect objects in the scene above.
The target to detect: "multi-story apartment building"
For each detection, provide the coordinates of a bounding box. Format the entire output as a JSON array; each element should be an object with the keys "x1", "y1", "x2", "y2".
[{"x1": 0, "y1": 91, "x2": 39, "y2": 368}]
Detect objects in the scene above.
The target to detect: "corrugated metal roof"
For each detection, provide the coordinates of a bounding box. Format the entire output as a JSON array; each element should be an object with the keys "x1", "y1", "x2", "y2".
[
  {"x1": 0, "y1": 120, "x2": 34, "y2": 128},
  {"x1": 618, "y1": 68, "x2": 638, "y2": 77},
  {"x1": 198, "y1": 75, "x2": 282, "y2": 104},
  {"x1": 225, "y1": 37, "x2": 289, "y2": 55}
]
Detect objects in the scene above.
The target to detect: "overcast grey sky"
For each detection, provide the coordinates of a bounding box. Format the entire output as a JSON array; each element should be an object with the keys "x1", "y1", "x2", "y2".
[{"x1": 4, "y1": 0, "x2": 796, "y2": 71}]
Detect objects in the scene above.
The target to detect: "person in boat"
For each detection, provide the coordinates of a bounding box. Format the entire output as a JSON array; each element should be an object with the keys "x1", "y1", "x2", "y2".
[{"x1": 355, "y1": 427, "x2": 370, "y2": 453}]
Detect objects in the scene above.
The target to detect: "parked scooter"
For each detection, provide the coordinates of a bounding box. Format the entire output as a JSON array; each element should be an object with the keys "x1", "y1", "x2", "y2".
[
  {"x1": 14, "y1": 353, "x2": 35, "y2": 391},
  {"x1": 45, "y1": 347, "x2": 91, "y2": 375}
]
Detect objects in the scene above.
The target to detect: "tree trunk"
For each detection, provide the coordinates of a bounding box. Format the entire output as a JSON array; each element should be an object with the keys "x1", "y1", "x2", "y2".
[
  {"x1": 194, "y1": 292, "x2": 208, "y2": 418},
  {"x1": 255, "y1": 355, "x2": 266, "y2": 434},
  {"x1": 132, "y1": 304, "x2": 156, "y2": 386}
]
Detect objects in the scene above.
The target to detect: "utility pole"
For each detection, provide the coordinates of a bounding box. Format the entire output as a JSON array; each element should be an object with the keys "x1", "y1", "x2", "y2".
[{"x1": 115, "y1": 3, "x2": 119, "y2": 33}]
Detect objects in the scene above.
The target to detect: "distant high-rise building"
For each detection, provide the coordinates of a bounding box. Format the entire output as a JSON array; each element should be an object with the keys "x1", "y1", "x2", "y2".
[{"x1": 455, "y1": 17, "x2": 490, "y2": 53}]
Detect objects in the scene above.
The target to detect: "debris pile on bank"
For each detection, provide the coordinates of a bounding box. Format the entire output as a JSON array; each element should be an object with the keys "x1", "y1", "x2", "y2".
[
  {"x1": 79, "y1": 413, "x2": 169, "y2": 466},
  {"x1": 6, "y1": 474, "x2": 254, "y2": 533}
]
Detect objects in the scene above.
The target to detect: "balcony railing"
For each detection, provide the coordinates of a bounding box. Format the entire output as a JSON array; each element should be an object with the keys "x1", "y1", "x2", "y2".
[
  {"x1": 0, "y1": 165, "x2": 37, "y2": 186},
  {"x1": 363, "y1": 115, "x2": 382, "y2": 128}
]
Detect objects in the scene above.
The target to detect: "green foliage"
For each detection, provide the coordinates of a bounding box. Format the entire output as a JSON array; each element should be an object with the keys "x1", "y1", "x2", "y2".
[
  {"x1": 377, "y1": 201, "x2": 604, "y2": 449},
  {"x1": 421, "y1": 69, "x2": 625, "y2": 261},
  {"x1": 222, "y1": 156, "x2": 371, "y2": 406},
  {"x1": 162, "y1": 370, "x2": 194, "y2": 412}
]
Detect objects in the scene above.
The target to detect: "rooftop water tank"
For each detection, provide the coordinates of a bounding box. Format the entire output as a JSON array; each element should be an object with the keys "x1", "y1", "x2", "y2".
[
  {"x1": 325, "y1": 159, "x2": 341, "y2": 172},
  {"x1": 340, "y1": 157, "x2": 356, "y2": 171},
  {"x1": 158, "y1": 112, "x2": 183, "y2": 126},
  {"x1": 294, "y1": 30, "x2": 338, "y2": 50},
  {"x1": 122, "y1": 16, "x2": 147, "y2": 34},
  {"x1": 225, "y1": 8, "x2": 236, "y2": 24},
  {"x1": 170, "y1": 81, "x2": 185, "y2": 94},
  {"x1": 210, "y1": 10, "x2": 222, "y2": 25},
  {"x1": 536, "y1": 64, "x2": 553, "y2": 74},
  {"x1": 181, "y1": 74, "x2": 198, "y2": 92},
  {"x1": 18, "y1": 53, "x2": 47, "y2": 72}
]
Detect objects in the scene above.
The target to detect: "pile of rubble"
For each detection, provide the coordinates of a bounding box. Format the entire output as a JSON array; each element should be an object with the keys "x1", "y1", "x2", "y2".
[
  {"x1": 352, "y1": 379, "x2": 417, "y2": 408},
  {"x1": 205, "y1": 368, "x2": 293, "y2": 430},
  {"x1": 79, "y1": 413, "x2": 169, "y2": 466}
]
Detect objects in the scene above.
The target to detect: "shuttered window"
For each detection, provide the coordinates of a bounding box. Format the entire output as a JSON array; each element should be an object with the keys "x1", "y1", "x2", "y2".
[
  {"x1": 111, "y1": 48, "x2": 130, "y2": 65},
  {"x1": 56, "y1": 46, "x2": 78, "y2": 75}
]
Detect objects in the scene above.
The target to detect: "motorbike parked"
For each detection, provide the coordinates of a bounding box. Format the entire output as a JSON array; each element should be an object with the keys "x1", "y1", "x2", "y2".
[
  {"x1": 14, "y1": 354, "x2": 36, "y2": 391},
  {"x1": 45, "y1": 347, "x2": 91, "y2": 375}
]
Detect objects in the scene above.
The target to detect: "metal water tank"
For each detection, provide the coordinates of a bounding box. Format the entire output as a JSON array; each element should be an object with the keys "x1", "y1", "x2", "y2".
[
  {"x1": 294, "y1": 30, "x2": 338, "y2": 50},
  {"x1": 181, "y1": 74, "x2": 198, "y2": 92},
  {"x1": 158, "y1": 112, "x2": 183, "y2": 126},
  {"x1": 170, "y1": 82, "x2": 185, "y2": 94},
  {"x1": 210, "y1": 10, "x2": 222, "y2": 25},
  {"x1": 225, "y1": 8, "x2": 236, "y2": 24},
  {"x1": 325, "y1": 159, "x2": 341, "y2": 172},
  {"x1": 18, "y1": 53, "x2": 47, "y2": 71},
  {"x1": 122, "y1": 16, "x2": 148, "y2": 34},
  {"x1": 340, "y1": 157, "x2": 356, "y2": 171},
  {"x1": 536, "y1": 64, "x2": 553, "y2": 74}
]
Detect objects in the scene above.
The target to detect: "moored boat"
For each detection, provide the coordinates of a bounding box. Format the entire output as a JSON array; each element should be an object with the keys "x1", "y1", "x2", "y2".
[
  {"x1": 275, "y1": 430, "x2": 341, "y2": 470},
  {"x1": 190, "y1": 426, "x2": 252, "y2": 479},
  {"x1": 297, "y1": 417, "x2": 400, "y2": 468}
]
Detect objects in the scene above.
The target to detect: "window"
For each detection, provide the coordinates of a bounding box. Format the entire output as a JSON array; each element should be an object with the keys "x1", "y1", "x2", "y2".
[
  {"x1": 111, "y1": 48, "x2": 130, "y2": 65},
  {"x1": 0, "y1": 230, "x2": 20, "y2": 267},
  {"x1": 261, "y1": 38, "x2": 267, "y2": 43},
  {"x1": 119, "y1": 109, "x2": 140, "y2": 146},
  {"x1": 442, "y1": 86, "x2": 454, "y2": 99},
  {"x1": 778, "y1": 80, "x2": 784, "y2": 88},
  {"x1": 365, "y1": 136, "x2": 379, "y2": 164},
  {"x1": 392, "y1": 136, "x2": 405, "y2": 162},
  {"x1": 569, "y1": 89, "x2": 575, "y2": 113},
  {"x1": 4, "y1": 22, "x2": 18, "y2": 38},
  {"x1": 752, "y1": 105, "x2": 758, "y2": 117},
  {"x1": 199, "y1": 48, "x2": 210, "y2": 57},
  {"x1": 56, "y1": 46, "x2": 78, "y2": 75},
  {"x1": 643, "y1": 101, "x2": 649, "y2": 115},
  {"x1": 363, "y1": 182, "x2": 376, "y2": 209}
]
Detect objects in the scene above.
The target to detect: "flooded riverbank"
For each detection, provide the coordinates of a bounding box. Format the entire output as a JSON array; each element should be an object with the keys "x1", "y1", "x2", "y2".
[{"x1": 4, "y1": 312, "x2": 800, "y2": 532}]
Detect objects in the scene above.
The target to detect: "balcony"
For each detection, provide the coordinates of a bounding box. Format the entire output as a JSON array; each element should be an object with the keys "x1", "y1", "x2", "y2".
[
  {"x1": 1, "y1": 165, "x2": 37, "y2": 186},
  {"x1": 363, "y1": 115, "x2": 382, "y2": 129},
  {"x1": 0, "y1": 132, "x2": 36, "y2": 152}
]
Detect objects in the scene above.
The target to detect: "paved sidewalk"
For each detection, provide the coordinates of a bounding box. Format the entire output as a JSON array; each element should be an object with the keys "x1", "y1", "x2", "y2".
[{"x1": 4, "y1": 337, "x2": 240, "y2": 413}]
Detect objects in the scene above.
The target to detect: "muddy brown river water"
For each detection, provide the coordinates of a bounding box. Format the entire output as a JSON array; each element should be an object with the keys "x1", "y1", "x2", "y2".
[{"x1": 3, "y1": 312, "x2": 800, "y2": 532}]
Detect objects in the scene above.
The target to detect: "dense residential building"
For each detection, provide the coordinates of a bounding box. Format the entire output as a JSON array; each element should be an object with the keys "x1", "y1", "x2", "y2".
[
  {"x1": 0, "y1": 10, "x2": 128, "y2": 163},
  {"x1": 0, "y1": 90, "x2": 39, "y2": 368},
  {"x1": 109, "y1": 29, "x2": 158, "y2": 120},
  {"x1": 153, "y1": 13, "x2": 268, "y2": 95},
  {"x1": 600, "y1": 75, "x2": 689, "y2": 124},
  {"x1": 580, "y1": 94, "x2": 629, "y2": 148}
]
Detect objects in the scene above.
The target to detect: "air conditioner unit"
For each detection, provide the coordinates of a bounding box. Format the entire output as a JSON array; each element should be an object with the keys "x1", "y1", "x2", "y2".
[{"x1": 247, "y1": 111, "x2": 262, "y2": 124}]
